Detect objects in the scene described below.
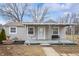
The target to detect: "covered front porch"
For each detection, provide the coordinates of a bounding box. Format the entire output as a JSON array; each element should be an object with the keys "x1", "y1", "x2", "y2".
[
  {"x1": 24, "y1": 38, "x2": 76, "y2": 45},
  {"x1": 25, "y1": 24, "x2": 67, "y2": 40},
  {"x1": 24, "y1": 23, "x2": 76, "y2": 45}
]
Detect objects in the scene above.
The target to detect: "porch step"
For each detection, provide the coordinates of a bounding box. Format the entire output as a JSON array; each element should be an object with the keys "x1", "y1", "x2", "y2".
[
  {"x1": 14, "y1": 41, "x2": 24, "y2": 44},
  {"x1": 40, "y1": 43, "x2": 50, "y2": 45}
]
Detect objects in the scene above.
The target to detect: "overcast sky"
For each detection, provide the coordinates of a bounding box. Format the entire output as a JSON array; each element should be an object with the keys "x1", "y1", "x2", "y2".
[{"x1": 0, "y1": 3, "x2": 79, "y2": 24}]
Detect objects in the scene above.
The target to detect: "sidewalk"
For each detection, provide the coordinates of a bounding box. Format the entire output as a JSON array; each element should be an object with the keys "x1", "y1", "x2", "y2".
[{"x1": 42, "y1": 47, "x2": 59, "y2": 56}]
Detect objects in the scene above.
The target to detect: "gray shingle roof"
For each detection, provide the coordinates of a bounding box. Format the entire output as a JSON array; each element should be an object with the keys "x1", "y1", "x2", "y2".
[
  {"x1": 0, "y1": 24, "x2": 2, "y2": 26},
  {"x1": 44, "y1": 19, "x2": 56, "y2": 23},
  {"x1": 4, "y1": 21, "x2": 24, "y2": 27}
]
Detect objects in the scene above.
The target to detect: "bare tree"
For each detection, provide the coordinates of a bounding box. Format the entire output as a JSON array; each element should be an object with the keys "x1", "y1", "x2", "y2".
[
  {"x1": 72, "y1": 13, "x2": 79, "y2": 34},
  {"x1": 0, "y1": 3, "x2": 29, "y2": 22},
  {"x1": 28, "y1": 4, "x2": 49, "y2": 22},
  {"x1": 60, "y1": 12, "x2": 79, "y2": 35},
  {"x1": 58, "y1": 12, "x2": 73, "y2": 23}
]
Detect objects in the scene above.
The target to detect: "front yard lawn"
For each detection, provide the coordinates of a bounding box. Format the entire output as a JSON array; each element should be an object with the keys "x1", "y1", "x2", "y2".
[
  {"x1": 52, "y1": 45, "x2": 79, "y2": 55},
  {"x1": 0, "y1": 45, "x2": 45, "y2": 56}
]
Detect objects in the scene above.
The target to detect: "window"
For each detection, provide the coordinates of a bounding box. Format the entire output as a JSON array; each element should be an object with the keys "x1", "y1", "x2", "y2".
[
  {"x1": 9, "y1": 27, "x2": 17, "y2": 34},
  {"x1": 76, "y1": 13, "x2": 79, "y2": 18},
  {"x1": 28, "y1": 27, "x2": 35, "y2": 35},
  {"x1": 52, "y1": 27, "x2": 58, "y2": 35}
]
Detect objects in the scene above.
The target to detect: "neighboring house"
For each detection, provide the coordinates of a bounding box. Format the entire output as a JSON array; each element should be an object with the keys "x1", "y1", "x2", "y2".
[{"x1": 3, "y1": 20, "x2": 74, "y2": 41}]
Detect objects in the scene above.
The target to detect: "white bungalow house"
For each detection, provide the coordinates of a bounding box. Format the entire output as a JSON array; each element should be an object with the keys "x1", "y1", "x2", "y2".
[{"x1": 3, "y1": 20, "x2": 75, "y2": 44}]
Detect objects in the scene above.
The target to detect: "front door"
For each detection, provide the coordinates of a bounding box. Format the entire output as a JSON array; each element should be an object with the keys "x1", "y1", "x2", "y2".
[{"x1": 38, "y1": 27, "x2": 45, "y2": 39}]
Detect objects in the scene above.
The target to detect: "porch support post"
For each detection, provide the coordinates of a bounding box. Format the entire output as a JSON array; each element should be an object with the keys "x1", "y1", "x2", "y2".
[
  {"x1": 27, "y1": 25, "x2": 28, "y2": 39},
  {"x1": 71, "y1": 25, "x2": 75, "y2": 43},
  {"x1": 25, "y1": 24, "x2": 27, "y2": 37},
  {"x1": 63, "y1": 26, "x2": 67, "y2": 39},
  {"x1": 27, "y1": 25, "x2": 30, "y2": 45},
  {"x1": 36, "y1": 25, "x2": 38, "y2": 40},
  {"x1": 49, "y1": 25, "x2": 51, "y2": 40}
]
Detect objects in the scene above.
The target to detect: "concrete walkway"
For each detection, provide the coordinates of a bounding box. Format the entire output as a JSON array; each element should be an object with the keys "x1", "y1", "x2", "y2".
[
  {"x1": 42, "y1": 47, "x2": 79, "y2": 56},
  {"x1": 42, "y1": 47, "x2": 59, "y2": 56}
]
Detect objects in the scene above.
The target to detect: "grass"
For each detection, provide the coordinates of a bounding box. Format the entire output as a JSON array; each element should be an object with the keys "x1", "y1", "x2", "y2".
[
  {"x1": 52, "y1": 45, "x2": 79, "y2": 55},
  {"x1": 51, "y1": 35, "x2": 79, "y2": 55},
  {"x1": 0, "y1": 35, "x2": 79, "y2": 56},
  {"x1": 0, "y1": 45, "x2": 45, "y2": 56}
]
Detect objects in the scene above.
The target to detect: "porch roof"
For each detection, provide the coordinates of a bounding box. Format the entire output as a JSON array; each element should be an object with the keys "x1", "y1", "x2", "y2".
[
  {"x1": 23, "y1": 22, "x2": 76, "y2": 26},
  {"x1": 4, "y1": 21, "x2": 77, "y2": 27}
]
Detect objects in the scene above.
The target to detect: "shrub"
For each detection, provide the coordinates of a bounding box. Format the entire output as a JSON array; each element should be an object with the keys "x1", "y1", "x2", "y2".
[
  {"x1": 0, "y1": 28, "x2": 6, "y2": 43},
  {"x1": 0, "y1": 33, "x2": 2, "y2": 43}
]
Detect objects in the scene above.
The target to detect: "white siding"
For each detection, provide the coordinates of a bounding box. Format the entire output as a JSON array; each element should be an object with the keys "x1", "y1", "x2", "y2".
[
  {"x1": 4, "y1": 25, "x2": 67, "y2": 40},
  {"x1": 4, "y1": 26, "x2": 27, "y2": 41}
]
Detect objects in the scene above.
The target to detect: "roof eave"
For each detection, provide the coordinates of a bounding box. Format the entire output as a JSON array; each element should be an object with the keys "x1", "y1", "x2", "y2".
[{"x1": 22, "y1": 23, "x2": 76, "y2": 26}]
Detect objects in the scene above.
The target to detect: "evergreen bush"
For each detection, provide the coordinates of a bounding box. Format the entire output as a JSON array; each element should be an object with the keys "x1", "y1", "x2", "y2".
[{"x1": 0, "y1": 28, "x2": 6, "y2": 43}]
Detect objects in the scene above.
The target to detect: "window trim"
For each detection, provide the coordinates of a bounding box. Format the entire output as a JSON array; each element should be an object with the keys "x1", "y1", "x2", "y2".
[
  {"x1": 9, "y1": 27, "x2": 17, "y2": 34},
  {"x1": 27, "y1": 26, "x2": 35, "y2": 36},
  {"x1": 52, "y1": 27, "x2": 59, "y2": 35}
]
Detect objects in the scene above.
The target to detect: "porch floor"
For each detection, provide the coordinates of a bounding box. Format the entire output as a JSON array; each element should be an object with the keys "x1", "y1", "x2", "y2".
[{"x1": 24, "y1": 38, "x2": 77, "y2": 45}]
